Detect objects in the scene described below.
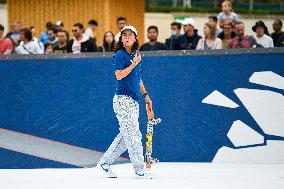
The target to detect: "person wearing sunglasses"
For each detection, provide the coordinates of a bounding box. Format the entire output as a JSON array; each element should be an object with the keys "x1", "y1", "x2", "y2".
[
  {"x1": 66, "y1": 23, "x2": 97, "y2": 53},
  {"x1": 217, "y1": 20, "x2": 236, "y2": 49}
]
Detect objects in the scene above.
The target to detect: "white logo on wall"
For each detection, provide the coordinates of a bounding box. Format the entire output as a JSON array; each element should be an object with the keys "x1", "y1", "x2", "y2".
[{"x1": 202, "y1": 71, "x2": 284, "y2": 163}]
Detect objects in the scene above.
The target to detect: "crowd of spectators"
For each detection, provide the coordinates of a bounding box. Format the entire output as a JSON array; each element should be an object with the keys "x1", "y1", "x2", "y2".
[{"x1": 0, "y1": 0, "x2": 284, "y2": 55}]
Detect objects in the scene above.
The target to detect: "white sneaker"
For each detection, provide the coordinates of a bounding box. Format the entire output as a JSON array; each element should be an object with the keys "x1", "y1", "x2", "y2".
[
  {"x1": 135, "y1": 171, "x2": 153, "y2": 179},
  {"x1": 96, "y1": 163, "x2": 117, "y2": 178}
]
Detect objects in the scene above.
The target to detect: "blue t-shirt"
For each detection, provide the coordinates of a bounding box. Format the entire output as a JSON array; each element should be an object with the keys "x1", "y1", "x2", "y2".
[
  {"x1": 114, "y1": 49, "x2": 141, "y2": 102},
  {"x1": 39, "y1": 32, "x2": 48, "y2": 45}
]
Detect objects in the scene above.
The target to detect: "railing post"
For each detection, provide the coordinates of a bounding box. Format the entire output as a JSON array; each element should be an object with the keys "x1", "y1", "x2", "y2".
[
  {"x1": 183, "y1": 0, "x2": 191, "y2": 8},
  {"x1": 249, "y1": 0, "x2": 254, "y2": 11}
]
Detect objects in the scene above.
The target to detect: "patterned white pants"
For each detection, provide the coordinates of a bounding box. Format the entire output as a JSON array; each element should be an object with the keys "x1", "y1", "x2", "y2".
[{"x1": 99, "y1": 95, "x2": 145, "y2": 173}]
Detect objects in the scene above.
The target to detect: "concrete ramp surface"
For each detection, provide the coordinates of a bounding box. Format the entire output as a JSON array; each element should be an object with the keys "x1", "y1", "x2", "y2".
[{"x1": 0, "y1": 128, "x2": 128, "y2": 167}]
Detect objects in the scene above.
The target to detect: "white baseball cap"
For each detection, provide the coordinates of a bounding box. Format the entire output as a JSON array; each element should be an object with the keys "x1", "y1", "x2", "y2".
[
  {"x1": 55, "y1": 21, "x2": 63, "y2": 26},
  {"x1": 182, "y1": 18, "x2": 195, "y2": 27},
  {"x1": 121, "y1": 25, "x2": 138, "y2": 36}
]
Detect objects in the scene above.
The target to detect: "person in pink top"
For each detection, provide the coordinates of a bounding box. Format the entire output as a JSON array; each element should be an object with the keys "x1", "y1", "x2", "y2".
[
  {"x1": 66, "y1": 23, "x2": 97, "y2": 53},
  {"x1": 0, "y1": 24, "x2": 14, "y2": 55},
  {"x1": 228, "y1": 21, "x2": 258, "y2": 48}
]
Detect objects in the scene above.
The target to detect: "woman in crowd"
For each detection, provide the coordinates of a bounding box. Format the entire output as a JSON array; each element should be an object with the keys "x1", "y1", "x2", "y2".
[
  {"x1": 98, "y1": 31, "x2": 115, "y2": 52},
  {"x1": 196, "y1": 21, "x2": 222, "y2": 50}
]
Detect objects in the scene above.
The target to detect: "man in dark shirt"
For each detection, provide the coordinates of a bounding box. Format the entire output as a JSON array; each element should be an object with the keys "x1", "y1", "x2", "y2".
[
  {"x1": 270, "y1": 18, "x2": 283, "y2": 47},
  {"x1": 165, "y1": 22, "x2": 182, "y2": 50},
  {"x1": 174, "y1": 18, "x2": 202, "y2": 50},
  {"x1": 139, "y1": 26, "x2": 168, "y2": 51},
  {"x1": 53, "y1": 30, "x2": 69, "y2": 53}
]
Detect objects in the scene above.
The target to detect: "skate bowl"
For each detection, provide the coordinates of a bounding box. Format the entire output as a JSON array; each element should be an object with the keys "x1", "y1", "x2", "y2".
[{"x1": 0, "y1": 48, "x2": 284, "y2": 168}]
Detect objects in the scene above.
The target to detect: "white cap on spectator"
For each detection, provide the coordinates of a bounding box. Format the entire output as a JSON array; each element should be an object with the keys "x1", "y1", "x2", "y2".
[
  {"x1": 182, "y1": 18, "x2": 195, "y2": 27},
  {"x1": 120, "y1": 25, "x2": 138, "y2": 36},
  {"x1": 175, "y1": 19, "x2": 184, "y2": 24},
  {"x1": 56, "y1": 21, "x2": 63, "y2": 26}
]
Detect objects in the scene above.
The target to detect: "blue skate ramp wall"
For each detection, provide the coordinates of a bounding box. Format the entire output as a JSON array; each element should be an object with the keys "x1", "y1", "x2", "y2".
[{"x1": 0, "y1": 48, "x2": 284, "y2": 168}]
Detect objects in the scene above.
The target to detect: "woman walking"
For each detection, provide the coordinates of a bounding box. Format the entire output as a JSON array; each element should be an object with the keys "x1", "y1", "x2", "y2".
[{"x1": 97, "y1": 25, "x2": 154, "y2": 178}]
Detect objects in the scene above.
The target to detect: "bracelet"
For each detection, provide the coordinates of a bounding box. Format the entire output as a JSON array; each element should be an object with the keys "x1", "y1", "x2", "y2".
[
  {"x1": 130, "y1": 60, "x2": 138, "y2": 65},
  {"x1": 143, "y1": 92, "x2": 148, "y2": 97}
]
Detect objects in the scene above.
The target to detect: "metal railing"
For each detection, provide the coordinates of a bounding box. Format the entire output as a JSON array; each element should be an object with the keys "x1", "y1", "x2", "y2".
[{"x1": 145, "y1": 0, "x2": 284, "y2": 12}]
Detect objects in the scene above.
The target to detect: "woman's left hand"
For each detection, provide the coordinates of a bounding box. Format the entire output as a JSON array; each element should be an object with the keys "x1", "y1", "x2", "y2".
[{"x1": 145, "y1": 96, "x2": 154, "y2": 121}]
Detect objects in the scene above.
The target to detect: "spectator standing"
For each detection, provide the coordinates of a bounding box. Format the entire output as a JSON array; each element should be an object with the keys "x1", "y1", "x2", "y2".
[
  {"x1": 15, "y1": 28, "x2": 43, "y2": 54},
  {"x1": 252, "y1": 21, "x2": 274, "y2": 48},
  {"x1": 98, "y1": 31, "x2": 115, "y2": 52},
  {"x1": 228, "y1": 21, "x2": 257, "y2": 48},
  {"x1": 114, "y1": 17, "x2": 128, "y2": 43},
  {"x1": 85, "y1": 19, "x2": 98, "y2": 39},
  {"x1": 6, "y1": 20, "x2": 21, "y2": 45},
  {"x1": 217, "y1": 0, "x2": 239, "y2": 29},
  {"x1": 270, "y1": 18, "x2": 284, "y2": 47},
  {"x1": 67, "y1": 23, "x2": 97, "y2": 53},
  {"x1": 196, "y1": 22, "x2": 222, "y2": 50},
  {"x1": 140, "y1": 26, "x2": 168, "y2": 51},
  {"x1": 53, "y1": 30, "x2": 69, "y2": 53},
  {"x1": 165, "y1": 22, "x2": 182, "y2": 50},
  {"x1": 0, "y1": 24, "x2": 14, "y2": 55},
  {"x1": 218, "y1": 20, "x2": 236, "y2": 48},
  {"x1": 174, "y1": 18, "x2": 201, "y2": 50}
]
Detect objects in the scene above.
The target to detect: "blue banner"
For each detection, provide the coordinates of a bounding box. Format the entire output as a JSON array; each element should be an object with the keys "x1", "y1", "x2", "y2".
[{"x1": 0, "y1": 49, "x2": 284, "y2": 168}]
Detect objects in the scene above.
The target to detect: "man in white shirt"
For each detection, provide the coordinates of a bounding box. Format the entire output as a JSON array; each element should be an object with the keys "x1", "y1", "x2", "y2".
[
  {"x1": 19, "y1": 26, "x2": 44, "y2": 53},
  {"x1": 15, "y1": 28, "x2": 43, "y2": 54},
  {"x1": 114, "y1": 17, "x2": 128, "y2": 43},
  {"x1": 84, "y1": 19, "x2": 98, "y2": 39},
  {"x1": 252, "y1": 20, "x2": 274, "y2": 48}
]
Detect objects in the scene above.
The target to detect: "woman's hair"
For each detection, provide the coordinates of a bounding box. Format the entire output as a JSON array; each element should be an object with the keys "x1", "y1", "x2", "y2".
[
  {"x1": 103, "y1": 31, "x2": 115, "y2": 51},
  {"x1": 205, "y1": 21, "x2": 217, "y2": 39},
  {"x1": 44, "y1": 42, "x2": 53, "y2": 52},
  {"x1": 114, "y1": 31, "x2": 139, "y2": 53}
]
